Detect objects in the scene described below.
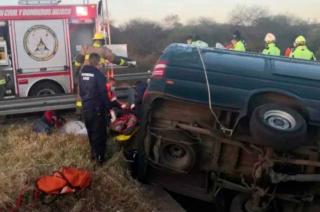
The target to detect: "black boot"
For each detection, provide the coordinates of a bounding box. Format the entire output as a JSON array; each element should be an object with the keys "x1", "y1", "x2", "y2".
[
  {"x1": 96, "y1": 155, "x2": 105, "y2": 166},
  {"x1": 90, "y1": 150, "x2": 96, "y2": 161}
]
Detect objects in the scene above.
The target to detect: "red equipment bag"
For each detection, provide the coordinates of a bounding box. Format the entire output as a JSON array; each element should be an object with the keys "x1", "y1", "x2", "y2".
[{"x1": 36, "y1": 167, "x2": 92, "y2": 195}]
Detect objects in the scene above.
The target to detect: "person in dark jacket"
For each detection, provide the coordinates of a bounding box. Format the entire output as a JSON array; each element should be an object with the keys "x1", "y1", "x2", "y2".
[{"x1": 79, "y1": 53, "x2": 111, "y2": 165}]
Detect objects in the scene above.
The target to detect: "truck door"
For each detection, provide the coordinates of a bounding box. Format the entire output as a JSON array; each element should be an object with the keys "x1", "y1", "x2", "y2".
[{"x1": 9, "y1": 19, "x2": 73, "y2": 97}]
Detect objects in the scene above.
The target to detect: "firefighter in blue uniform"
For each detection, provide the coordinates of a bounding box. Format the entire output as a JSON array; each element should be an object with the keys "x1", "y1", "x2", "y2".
[{"x1": 79, "y1": 53, "x2": 111, "y2": 165}]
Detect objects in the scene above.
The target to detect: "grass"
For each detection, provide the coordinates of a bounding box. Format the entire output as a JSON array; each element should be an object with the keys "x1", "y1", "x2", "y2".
[{"x1": 0, "y1": 123, "x2": 159, "y2": 212}]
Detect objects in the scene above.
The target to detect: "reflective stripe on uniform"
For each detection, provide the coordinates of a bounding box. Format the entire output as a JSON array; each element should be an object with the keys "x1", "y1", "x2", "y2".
[
  {"x1": 119, "y1": 58, "x2": 126, "y2": 66},
  {"x1": 76, "y1": 100, "x2": 82, "y2": 108},
  {"x1": 0, "y1": 79, "x2": 6, "y2": 85},
  {"x1": 75, "y1": 61, "x2": 82, "y2": 67}
]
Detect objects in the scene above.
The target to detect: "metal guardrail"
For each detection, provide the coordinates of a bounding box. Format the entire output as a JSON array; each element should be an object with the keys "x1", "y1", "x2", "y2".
[
  {"x1": 0, "y1": 72, "x2": 151, "y2": 116},
  {"x1": 114, "y1": 71, "x2": 151, "y2": 81}
]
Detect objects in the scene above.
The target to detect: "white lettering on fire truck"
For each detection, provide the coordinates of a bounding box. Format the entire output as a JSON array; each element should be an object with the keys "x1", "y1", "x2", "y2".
[{"x1": 0, "y1": 8, "x2": 72, "y2": 17}]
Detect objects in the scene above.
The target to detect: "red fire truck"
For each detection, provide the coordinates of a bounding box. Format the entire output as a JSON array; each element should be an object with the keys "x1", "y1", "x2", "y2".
[{"x1": 0, "y1": 1, "x2": 105, "y2": 98}]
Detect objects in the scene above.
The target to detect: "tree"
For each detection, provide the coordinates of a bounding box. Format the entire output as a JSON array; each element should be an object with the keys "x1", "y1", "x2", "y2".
[
  {"x1": 162, "y1": 14, "x2": 182, "y2": 29},
  {"x1": 229, "y1": 5, "x2": 269, "y2": 26}
]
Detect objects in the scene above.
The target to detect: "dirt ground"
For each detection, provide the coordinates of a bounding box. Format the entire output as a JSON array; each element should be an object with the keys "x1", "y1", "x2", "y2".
[{"x1": 0, "y1": 123, "x2": 182, "y2": 212}]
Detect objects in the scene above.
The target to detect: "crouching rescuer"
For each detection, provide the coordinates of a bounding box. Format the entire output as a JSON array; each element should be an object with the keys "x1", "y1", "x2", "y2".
[{"x1": 79, "y1": 53, "x2": 111, "y2": 165}]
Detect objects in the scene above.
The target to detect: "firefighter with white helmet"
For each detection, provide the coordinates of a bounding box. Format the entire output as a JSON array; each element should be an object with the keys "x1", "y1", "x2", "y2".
[
  {"x1": 290, "y1": 35, "x2": 316, "y2": 61},
  {"x1": 262, "y1": 33, "x2": 281, "y2": 56}
]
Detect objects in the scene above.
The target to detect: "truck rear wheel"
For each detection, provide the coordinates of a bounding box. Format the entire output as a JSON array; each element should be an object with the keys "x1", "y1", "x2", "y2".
[
  {"x1": 250, "y1": 104, "x2": 307, "y2": 151},
  {"x1": 29, "y1": 81, "x2": 64, "y2": 97}
]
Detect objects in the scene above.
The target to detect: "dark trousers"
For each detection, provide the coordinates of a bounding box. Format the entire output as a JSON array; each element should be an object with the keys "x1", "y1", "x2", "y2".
[{"x1": 83, "y1": 108, "x2": 107, "y2": 160}]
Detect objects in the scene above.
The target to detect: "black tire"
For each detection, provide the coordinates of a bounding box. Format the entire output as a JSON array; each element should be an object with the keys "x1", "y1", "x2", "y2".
[
  {"x1": 29, "y1": 81, "x2": 64, "y2": 97},
  {"x1": 135, "y1": 151, "x2": 148, "y2": 182},
  {"x1": 131, "y1": 128, "x2": 149, "y2": 183},
  {"x1": 250, "y1": 104, "x2": 307, "y2": 151}
]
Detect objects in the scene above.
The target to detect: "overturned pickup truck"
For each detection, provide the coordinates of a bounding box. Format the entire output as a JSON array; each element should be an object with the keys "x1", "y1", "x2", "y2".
[{"x1": 134, "y1": 44, "x2": 320, "y2": 211}]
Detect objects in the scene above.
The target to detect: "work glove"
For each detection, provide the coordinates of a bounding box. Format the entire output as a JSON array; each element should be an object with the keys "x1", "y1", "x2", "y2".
[
  {"x1": 127, "y1": 61, "x2": 137, "y2": 68},
  {"x1": 76, "y1": 100, "x2": 83, "y2": 109},
  {"x1": 121, "y1": 104, "x2": 127, "y2": 109}
]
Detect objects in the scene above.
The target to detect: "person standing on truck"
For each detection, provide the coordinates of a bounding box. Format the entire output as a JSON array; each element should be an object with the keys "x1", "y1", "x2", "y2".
[
  {"x1": 230, "y1": 31, "x2": 246, "y2": 52},
  {"x1": 290, "y1": 35, "x2": 316, "y2": 61},
  {"x1": 187, "y1": 35, "x2": 209, "y2": 48},
  {"x1": 79, "y1": 53, "x2": 111, "y2": 165},
  {"x1": 262, "y1": 33, "x2": 281, "y2": 56}
]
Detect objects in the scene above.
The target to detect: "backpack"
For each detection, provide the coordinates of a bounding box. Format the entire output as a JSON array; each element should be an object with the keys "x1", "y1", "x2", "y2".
[
  {"x1": 36, "y1": 167, "x2": 92, "y2": 196},
  {"x1": 10, "y1": 167, "x2": 92, "y2": 211}
]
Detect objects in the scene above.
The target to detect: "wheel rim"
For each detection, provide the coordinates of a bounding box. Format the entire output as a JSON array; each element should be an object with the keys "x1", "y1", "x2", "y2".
[
  {"x1": 36, "y1": 89, "x2": 56, "y2": 96},
  {"x1": 263, "y1": 110, "x2": 296, "y2": 131},
  {"x1": 161, "y1": 143, "x2": 193, "y2": 171}
]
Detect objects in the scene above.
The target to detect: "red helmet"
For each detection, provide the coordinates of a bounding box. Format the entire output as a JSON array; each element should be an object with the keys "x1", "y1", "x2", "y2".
[{"x1": 44, "y1": 111, "x2": 57, "y2": 125}]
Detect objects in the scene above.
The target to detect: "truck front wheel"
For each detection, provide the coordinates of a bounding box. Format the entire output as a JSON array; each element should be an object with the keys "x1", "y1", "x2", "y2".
[
  {"x1": 29, "y1": 81, "x2": 64, "y2": 97},
  {"x1": 250, "y1": 104, "x2": 307, "y2": 151}
]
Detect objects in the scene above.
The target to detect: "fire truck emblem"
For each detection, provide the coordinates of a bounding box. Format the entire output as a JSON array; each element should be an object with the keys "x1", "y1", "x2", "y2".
[{"x1": 23, "y1": 25, "x2": 58, "y2": 61}]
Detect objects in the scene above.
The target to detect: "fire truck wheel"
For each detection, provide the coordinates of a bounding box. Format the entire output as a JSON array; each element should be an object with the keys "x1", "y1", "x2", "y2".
[{"x1": 29, "y1": 81, "x2": 64, "y2": 97}]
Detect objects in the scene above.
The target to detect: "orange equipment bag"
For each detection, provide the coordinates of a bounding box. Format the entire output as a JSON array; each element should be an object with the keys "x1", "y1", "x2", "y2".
[{"x1": 36, "y1": 167, "x2": 92, "y2": 195}]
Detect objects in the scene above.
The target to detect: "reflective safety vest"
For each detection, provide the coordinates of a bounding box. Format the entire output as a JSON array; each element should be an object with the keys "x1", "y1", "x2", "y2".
[
  {"x1": 191, "y1": 40, "x2": 209, "y2": 48},
  {"x1": 262, "y1": 43, "x2": 281, "y2": 56},
  {"x1": 290, "y1": 45, "x2": 316, "y2": 61},
  {"x1": 0, "y1": 78, "x2": 5, "y2": 86},
  {"x1": 232, "y1": 41, "x2": 246, "y2": 52}
]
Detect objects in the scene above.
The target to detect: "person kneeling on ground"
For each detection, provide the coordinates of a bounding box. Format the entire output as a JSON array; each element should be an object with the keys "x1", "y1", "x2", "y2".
[
  {"x1": 79, "y1": 53, "x2": 111, "y2": 165},
  {"x1": 33, "y1": 111, "x2": 65, "y2": 134}
]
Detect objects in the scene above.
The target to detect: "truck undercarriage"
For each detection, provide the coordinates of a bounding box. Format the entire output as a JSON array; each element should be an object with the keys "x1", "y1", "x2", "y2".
[{"x1": 137, "y1": 96, "x2": 320, "y2": 211}]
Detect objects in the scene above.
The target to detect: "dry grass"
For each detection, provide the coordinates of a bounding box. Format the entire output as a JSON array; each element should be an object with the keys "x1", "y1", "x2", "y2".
[{"x1": 0, "y1": 123, "x2": 160, "y2": 212}]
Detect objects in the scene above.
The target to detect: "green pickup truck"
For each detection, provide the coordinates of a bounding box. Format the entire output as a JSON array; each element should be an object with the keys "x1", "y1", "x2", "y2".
[{"x1": 134, "y1": 44, "x2": 320, "y2": 211}]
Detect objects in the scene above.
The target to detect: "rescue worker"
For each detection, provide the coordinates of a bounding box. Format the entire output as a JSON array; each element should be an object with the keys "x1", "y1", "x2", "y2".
[
  {"x1": 79, "y1": 53, "x2": 111, "y2": 165},
  {"x1": 290, "y1": 35, "x2": 316, "y2": 61},
  {"x1": 230, "y1": 31, "x2": 246, "y2": 52},
  {"x1": 262, "y1": 33, "x2": 281, "y2": 56},
  {"x1": 187, "y1": 35, "x2": 209, "y2": 48},
  {"x1": 75, "y1": 32, "x2": 135, "y2": 115},
  {"x1": 75, "y1": 32, "x2": 134, "y2": 70},
  {"x1": 33, "y1": 111, "x2": 65, "y2": 134},
  {"x1": 106, "y1": 77, "x2": 125, "y2": 109}
]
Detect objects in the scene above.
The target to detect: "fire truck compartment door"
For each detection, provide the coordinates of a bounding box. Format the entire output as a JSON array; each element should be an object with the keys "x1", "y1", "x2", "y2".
[{"x1": 12, "y1": 19, "x2": 69, "y2": 73}]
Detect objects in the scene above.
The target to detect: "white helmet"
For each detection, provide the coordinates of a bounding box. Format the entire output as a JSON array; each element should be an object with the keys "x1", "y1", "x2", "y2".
[{"x1": 264, "y1": 33, "x2": 276, "y2": 43}]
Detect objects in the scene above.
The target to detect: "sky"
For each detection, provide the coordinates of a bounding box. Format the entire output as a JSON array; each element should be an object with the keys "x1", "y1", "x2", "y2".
[{"x1": 0, "y1": 0, "x2": 320, "y2": 25}]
